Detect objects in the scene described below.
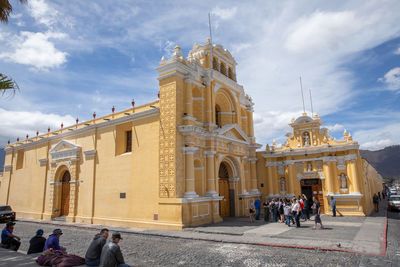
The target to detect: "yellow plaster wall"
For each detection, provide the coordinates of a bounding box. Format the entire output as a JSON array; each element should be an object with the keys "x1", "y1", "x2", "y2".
[{"x1": 3, "y1": 144, "x2": 49, "y2": 219}]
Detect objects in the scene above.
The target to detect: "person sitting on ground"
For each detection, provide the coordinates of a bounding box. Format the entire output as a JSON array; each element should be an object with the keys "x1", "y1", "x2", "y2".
[
  {"x1": 312, "y1": 196, "x2": 324, "y2": 230},
  {"x1": 99, "y1": 232, "x2": 130, "y2": 267},
  {"x1": 85, "y1": 228, "x2": 109, "y2": 266},
  {"x1": 27, "y1": 229, "x2": 46, "y2": 254},
  {"x1": 44, "y1": 229, "x2": 66, "y2": 252},
  {"x1": 1, "y1": 221, "x2": 21, "y2": 251}
]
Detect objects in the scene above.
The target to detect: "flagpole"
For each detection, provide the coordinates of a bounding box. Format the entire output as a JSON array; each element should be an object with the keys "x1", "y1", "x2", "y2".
[
  {"x1": 299, "y1": 77, "x2": 306, "y2": 114},
  {"x1": 309, "y1": 89, "x2": 314, "y2": 117}
]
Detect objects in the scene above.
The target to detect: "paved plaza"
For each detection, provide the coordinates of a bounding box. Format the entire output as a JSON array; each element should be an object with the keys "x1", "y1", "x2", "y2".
[{"x1": 1, "y1": 201, "x2": 399, "y2": 266}]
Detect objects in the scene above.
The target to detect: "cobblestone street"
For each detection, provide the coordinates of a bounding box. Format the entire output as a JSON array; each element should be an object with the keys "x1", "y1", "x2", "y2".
[{"x1": 1, "y1": 207, "x2": 399, "y2": 267}]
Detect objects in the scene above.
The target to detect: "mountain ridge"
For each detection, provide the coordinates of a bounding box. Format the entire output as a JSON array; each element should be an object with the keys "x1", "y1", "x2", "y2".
[{"x1": 360, "y1": 145, "x2": 400, "y2": 178}]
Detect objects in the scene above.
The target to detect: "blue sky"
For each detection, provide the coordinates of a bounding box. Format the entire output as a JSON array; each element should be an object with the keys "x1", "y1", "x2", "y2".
[{"x1": 0, "y1": 0, "x2": 399, "y2": 150}]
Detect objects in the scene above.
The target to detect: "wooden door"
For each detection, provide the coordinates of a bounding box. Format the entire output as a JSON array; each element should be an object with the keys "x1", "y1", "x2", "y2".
[
  {"x1": 60, "y1": 171, "x2": 70, "y2": 216},
  {"x1": 219, "y1": 179, "x2": 230, "y2": 217}
]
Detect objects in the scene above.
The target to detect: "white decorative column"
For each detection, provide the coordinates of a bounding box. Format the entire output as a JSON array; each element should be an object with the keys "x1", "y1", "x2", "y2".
[
  {"x1": 204, "y1": 150, "x2": 218, "y2": 197},
  {"x1": 249, "y1": 158, "x2": 260, "y2": 195},
  {"x1": 183, "y1": 147, "x2": 198, "y2": 198}
]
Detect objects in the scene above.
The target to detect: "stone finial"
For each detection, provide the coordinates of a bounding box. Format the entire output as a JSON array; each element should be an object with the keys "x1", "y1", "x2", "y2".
[
  {"x1": 160, "y1": 56, "x2": 166, "y2": 65},
  {"x1": 172, "y1": 45, "x2": 182, "y2": 59},
  {"x1": 348, "y1": 132, "x2": 353, "y2": 141},
  {"x1": 344, "y1": 129, "x2": 348, "y2": 137},
  {"x1": 206, "y1": 37, "x2": 211, "y2": 45},
  {"x1": 291, "y1": 117, "x2": 295, "y2": 123},
  {"x1": 266, "y1": 144, "x2": 270, "y2": 151},
  {"x1": 273, "y1": 139, "x2": 277, "y2": 147}
]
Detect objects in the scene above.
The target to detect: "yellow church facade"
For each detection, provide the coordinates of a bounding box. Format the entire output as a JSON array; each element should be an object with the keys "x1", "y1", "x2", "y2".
[
  {"x1": 0, "y1": 40, "x2": 382, "y2": 229},
  {"x1": 256, "y1": 113, "x2": 383, "y2": 216}
]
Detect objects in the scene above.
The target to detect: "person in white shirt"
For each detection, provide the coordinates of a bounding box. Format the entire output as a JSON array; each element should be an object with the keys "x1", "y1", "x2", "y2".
[{"x1": 292, "y1": 199, "x2": 301, "y2": 228}]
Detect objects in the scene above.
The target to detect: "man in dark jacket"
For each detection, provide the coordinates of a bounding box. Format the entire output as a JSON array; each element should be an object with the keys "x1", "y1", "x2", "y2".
[
  {"x1": 85, "y1": 228, "x2": 109, "y2": 266},
  {"x1": 27, "y1": 229, "x2": 46, "y2": 254},
  {"x1": 99, "y1": 232, "x2": 130, "y2": 267}
]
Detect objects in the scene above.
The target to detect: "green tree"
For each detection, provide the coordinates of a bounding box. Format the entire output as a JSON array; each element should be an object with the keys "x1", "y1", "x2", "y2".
[
  {"x1": 0, "y1": 0, "x2": 26, "y2": 95},
  {"x1": 0, "y1": 0, "x2": 26, "y2": 23},
  {"x1": 0, "y1": 73, "x2": 19, "y2": 96}
]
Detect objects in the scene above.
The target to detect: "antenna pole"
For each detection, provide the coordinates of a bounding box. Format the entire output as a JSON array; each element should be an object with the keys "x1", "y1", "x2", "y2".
[
  {"x1": 299, "y1": 77, "x2": 306, "y2": 114},
  {"x1": 309, "y1": 89, "x2": 314, "y2": 117}
]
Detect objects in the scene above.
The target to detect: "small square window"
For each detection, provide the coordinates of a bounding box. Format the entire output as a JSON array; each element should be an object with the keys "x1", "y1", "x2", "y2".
[{"x1": 120, "y1": 193, "x2": 126, "y2": 199}]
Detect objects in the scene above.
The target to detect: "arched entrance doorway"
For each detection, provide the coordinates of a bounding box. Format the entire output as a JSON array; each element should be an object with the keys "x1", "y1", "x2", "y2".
[
  {"x1": 60, "y1": 171, "x2": 71, "y2": 216},
  {"x1": 218, "y1": 161, "x2": 235, "y2": 217}
]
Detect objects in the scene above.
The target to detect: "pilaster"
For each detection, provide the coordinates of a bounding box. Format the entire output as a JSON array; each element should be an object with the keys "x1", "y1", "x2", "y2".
[{"x1": 204, "y1": 151, "x2": 218, "y2": 197}]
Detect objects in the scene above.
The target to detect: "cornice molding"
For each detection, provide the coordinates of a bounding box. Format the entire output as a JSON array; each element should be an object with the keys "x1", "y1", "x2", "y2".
[
  {"x1": 265, "y1": 154, "x2": 357, "y2": 167},
  {"x1": 262, "y1": 143, "x2": 359, "y2": 158},
  {"x1": 84, "y1": 150, "x2": 96, "y2": 160},
  {"x1": 182, "y1": 146, "x2": 199, "y2": 154}
]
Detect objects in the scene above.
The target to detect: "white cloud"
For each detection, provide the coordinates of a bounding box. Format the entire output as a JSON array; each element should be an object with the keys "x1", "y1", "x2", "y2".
[
  {"x1": 0, "y1": 31, "x2": 68, "y2": 70},
  {"x1": 394, "y1": 46, "x2": 400, "y2": 55},
  {"x1": 28, "y1": 0, "x2": 58, "y2": 27},
  {"x1": 285, "y1": 11, "x2": 362, "y2": 53},
  {"x1": 361, "y1": 139, "x2": 393, "y2": 151},
  {"x1": 353, "y1": 121, "x2": 400, "y2": 150},
  {"x1": 326, "y1": 124, "x2": 345, "y2": 133},
  {"x1": 0, "y1": 108, "x2": 75, "y2": 146},
  {"x1": 212, "y1": 7, "x2": 237, "y2": 20},
  {"x1": 378, "y1": 67, "x2": 400, "y2": 91}
]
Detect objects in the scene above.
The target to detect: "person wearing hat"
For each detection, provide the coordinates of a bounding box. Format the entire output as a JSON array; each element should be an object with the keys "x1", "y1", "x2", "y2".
[
  {"x1": 99, "y1": 232, "x2": 130, "y2": 267},
  {"x1": 44, "y1": 228, "x2": 66, "y2": 252},
  {"x1": 27, "y1": 229, "x2": 46, "y2": 254},
  {"x1": 1, "y1": 221, "x2": 21, "y2": 251}
]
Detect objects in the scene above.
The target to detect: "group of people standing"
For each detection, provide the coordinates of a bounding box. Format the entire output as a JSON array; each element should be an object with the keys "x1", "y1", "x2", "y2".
[
  {"x1": 1, "y1": 221, "x2": 130, "y2": 267},
  {"x1": 249, "y1": 195, "x2": 324, "y2": 230}
]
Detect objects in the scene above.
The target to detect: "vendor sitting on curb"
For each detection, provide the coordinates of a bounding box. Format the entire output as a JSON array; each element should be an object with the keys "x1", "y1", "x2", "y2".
[
  {"x1": 44, "y1": 229, "x2": 66, "y2": 252},
  {"x1": 1, "y1": 222, "x2": 21, "y2": 251},
  {"x1": 99, "y1": 232, "x2": 131, "y2": 267},
  {"x1": 28, "y1": 229, "x2": 46, "y2": 254},
  {"x1": 85, "y1": 228, "x2": 109, "y2": 266}
]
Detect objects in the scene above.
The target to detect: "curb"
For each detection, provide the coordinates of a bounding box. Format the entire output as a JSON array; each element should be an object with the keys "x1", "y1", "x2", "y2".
[{"x1": 17, "y1": 212, "x2": 388, "y2": 256}]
